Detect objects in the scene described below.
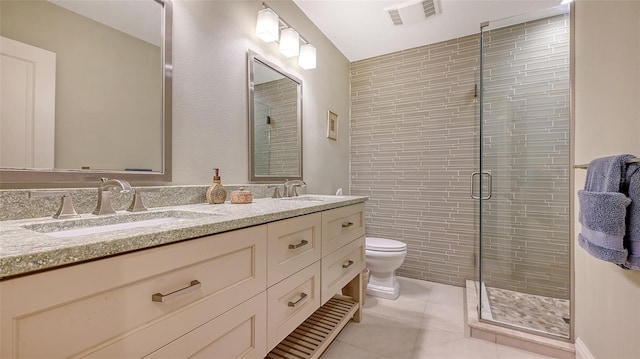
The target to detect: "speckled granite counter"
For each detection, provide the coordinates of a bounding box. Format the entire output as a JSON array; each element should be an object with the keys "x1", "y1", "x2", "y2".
[{"x1": 0, "y1": 195, "x2": 367, "y2": 279}]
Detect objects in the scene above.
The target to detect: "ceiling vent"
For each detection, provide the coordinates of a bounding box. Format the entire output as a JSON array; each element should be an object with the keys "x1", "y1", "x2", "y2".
[{"x1": 385, "y1": 0, "x2": 441, "y2": 26}]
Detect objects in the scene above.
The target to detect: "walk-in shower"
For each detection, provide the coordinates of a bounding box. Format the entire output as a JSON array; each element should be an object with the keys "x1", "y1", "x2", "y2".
[
  {"x1": 477, "y1": 4, "x2": 571, "y2": 339},
  {"x1": 348, "y1": 0, "x2": 572, "y2": 343}
]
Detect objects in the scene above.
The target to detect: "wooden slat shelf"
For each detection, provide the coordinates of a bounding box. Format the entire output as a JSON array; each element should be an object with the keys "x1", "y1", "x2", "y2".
[{"x1": 266, "y1": 296, "x2": 359, "y2": 359}]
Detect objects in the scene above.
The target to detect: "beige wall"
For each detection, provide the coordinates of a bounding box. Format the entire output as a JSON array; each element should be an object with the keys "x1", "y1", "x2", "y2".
[
  {"x1": 171, "y1": 0, "x2": 351, "y2": 194},
  {"x1": 574, "y1": 1, "x2": 640, "y2": 357}
]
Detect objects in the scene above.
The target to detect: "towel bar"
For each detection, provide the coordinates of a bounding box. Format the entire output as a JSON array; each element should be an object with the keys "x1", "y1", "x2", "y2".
[{"x1": 574, "y1": 157, "x2": 640, "y2": 169}]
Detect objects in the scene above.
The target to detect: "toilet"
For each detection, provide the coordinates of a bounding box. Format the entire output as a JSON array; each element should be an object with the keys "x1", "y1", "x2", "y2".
[{"x1": 365, "y1": 237, "x2": 407, "y2": 300}]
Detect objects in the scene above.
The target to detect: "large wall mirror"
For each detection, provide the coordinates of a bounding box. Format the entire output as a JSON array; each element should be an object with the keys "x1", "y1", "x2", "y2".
[
  {"x1": 248, "y1": 51, "x2": 302, "y2": 182},
  {"x1": 0, "y1": 0, "x2": 172, "y2": 184}
]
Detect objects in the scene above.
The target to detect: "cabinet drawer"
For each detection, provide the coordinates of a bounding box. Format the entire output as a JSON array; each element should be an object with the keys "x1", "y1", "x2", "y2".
[
  {"x1": 143, "y1": 292, "x2": 267, "y2": 359},
  {"x1": 267, "y1": 213, "x2": 321, "y2": 287},
  {"x1": 0, "y1": 226, "x2": 267, "y2": 359},
  {"x1": 267, "y1": 261, "x2": 321, "y2": 351},
  {"x1": 322, "y1": 203, "x2": 365, "y2": 256},
  {"x1": 321, "y1": 236, "x2": 365, "y2": 305}
]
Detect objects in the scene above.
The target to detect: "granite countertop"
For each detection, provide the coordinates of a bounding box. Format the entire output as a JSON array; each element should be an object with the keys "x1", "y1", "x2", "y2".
[{"x1": 0, "y1": 195, "x2": 367, "y2": 279}]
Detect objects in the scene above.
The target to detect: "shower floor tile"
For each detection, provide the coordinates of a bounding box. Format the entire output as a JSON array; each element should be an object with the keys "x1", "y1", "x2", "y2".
[{"x1": 485, "y1": 286, "x2": 570, "y2": 338}]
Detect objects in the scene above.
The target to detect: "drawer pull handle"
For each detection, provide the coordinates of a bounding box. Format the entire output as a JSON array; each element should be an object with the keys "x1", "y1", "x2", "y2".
[
  {"x1": 342, "y1": 222, "x2": 354, "y2": 228},
  {"x1": 342, "y1": 260, "x2": 354, "y2": 269},
  {"x1": 288, "y1": 239, "x2": 309, "y2": 249},
  {"x1": 152, "y1": 280, "x2": 201, "y2": 303},
  {"x1": 288, "y1": 292, "x2": 308, "y2": 307}
]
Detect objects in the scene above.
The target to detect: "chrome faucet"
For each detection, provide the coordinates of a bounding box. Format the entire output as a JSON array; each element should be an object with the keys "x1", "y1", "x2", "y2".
[
  {"x1": 93, "y1": 178, "x2": 132, "y2": 215},
  {"x1": 283, "y1": 179, "x2": 306, "y2": 197}
]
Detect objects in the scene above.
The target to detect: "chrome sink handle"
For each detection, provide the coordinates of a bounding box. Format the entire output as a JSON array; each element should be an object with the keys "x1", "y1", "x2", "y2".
[
  {"x1": 268, "y1": 185, "x2": 282, "y2": 198},
  {"x1": 127, "y1": 187, "x2": 161, "y2": 212},
  {"x1": 93, "y1": 178, "x2": 132, "y2": 215},
  {"x1": 29, "y1": 191, "x2": 81, "y2": 219}
]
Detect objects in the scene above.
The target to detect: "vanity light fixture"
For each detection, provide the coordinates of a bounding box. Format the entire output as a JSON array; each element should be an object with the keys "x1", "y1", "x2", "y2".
[
  {"x1": 256, "y1": 8, "x2": 279, "y2": 43},
  {"x1": 298, "y1": 43, "x2": 316, "y2": 70},
  {"x1": 279, "y1": 28, "x2": 300, "y2": 57},
  {"x1": 256, "y1": 2, "x2": 316, "y2": 69}
]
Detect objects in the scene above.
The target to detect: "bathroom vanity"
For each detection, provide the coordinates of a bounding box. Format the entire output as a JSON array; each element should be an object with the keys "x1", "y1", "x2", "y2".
[{"x1": 0, "y1": 195, "x2": 366, "y2": 358}]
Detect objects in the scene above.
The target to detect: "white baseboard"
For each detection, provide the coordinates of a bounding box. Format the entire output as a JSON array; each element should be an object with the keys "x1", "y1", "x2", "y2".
[{"x1": 575, "y1": 337, "x2": 595, "y2": 359}]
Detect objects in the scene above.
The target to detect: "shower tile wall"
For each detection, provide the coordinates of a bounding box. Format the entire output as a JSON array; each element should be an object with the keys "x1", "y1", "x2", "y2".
[
  {"x1": 482, "y1": 15, "x2": 570, "y2": 299},
  {"x1": 254, "y1": 101, "x2": 270, "y2": 175},
  {"x1": 350, "y1": 36, "x2": 480, "y2": 286},
  {"x1": 350, "y1": 15, "x2": 570, "y2": 297},
  {"x1": 254, "y1": 79, "x2": 299, "y2": 176}
]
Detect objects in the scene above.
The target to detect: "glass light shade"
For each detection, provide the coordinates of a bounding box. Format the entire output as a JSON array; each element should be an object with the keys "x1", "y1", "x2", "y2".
[
  {"x1": 256, "y1": 8, "x2": 279, "y2": 43},
  {"x1": 298, "y1": 44, "x2": 316, "y2": 69},
  {"x1": 279, "y1": 28, "x2": 300, "y2": 57}
]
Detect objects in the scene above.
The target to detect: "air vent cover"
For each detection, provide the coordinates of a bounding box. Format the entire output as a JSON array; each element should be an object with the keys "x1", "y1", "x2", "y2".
[
  {"x1": 385, "y1": 0, "x2": 441, "y2": 26},
  {"x1": 388, "y1": 9, "x2": 403, "y2": 26}
]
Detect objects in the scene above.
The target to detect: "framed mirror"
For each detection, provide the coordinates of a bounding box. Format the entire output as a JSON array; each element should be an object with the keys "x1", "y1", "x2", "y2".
[
  {"x1": 0, "y1": 0, "x2": 172, "y2": 184},
  {"x1": 248, "y1": 51, "x2": 302, "y2": 182}
]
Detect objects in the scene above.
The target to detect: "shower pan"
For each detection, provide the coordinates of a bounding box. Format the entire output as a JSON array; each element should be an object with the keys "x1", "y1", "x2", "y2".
[{"x1": 476, "y1": 4, "x2": 572, "y2": 339}]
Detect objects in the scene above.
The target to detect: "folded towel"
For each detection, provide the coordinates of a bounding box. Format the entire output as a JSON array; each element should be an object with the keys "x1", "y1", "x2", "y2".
[
  {"x1": 624, "y1": 163, "x2": 640, "y2": 269},
  {"x1": 578, "y1": 155, "x2": 634, "y2": 264},
  {"x1": 584, "y1": 155, "x2": 634, "y2": 192}
]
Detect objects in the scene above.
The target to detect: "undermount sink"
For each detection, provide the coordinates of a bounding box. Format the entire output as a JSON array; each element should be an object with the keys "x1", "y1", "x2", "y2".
[{"x1": 22, "y1": 210, "x2": 215, "y2": 238}]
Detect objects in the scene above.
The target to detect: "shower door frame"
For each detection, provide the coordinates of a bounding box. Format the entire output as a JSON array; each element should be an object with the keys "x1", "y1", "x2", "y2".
[{"x1": 476, "y1": 4, "x2": 575, "y2": 342}]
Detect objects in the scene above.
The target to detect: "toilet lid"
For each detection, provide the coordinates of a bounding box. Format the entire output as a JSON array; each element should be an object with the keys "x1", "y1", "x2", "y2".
[{"x1": 366, "y1": 237, "x2": 407, "y2": 252}]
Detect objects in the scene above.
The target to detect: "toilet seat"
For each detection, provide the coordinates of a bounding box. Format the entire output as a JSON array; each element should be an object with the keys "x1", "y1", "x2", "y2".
[{"x1": 366, "y1": 237, "x2": 407, "y2": 252}]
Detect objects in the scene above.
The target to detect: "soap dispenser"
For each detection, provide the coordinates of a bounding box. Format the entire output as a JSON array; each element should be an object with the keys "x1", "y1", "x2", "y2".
[{"x1": 206, "y1": 168, "x2": 227, "y2": 204}]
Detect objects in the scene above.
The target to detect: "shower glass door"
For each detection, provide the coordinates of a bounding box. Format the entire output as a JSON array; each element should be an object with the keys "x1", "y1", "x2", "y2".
[{"x1": 478, "y1": 4, "x2": 571, "y2": 338}]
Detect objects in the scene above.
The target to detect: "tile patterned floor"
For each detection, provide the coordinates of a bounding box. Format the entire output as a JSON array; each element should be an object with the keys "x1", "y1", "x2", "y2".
[
  {"x1": 485, "y1": 286, "x2": 570, "y2": 338},
  {"x1": 322, "y1": 277, "x2": 553, "y2": 359}
]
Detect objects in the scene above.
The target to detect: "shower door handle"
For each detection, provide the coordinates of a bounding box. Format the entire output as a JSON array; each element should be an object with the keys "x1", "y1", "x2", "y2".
[
  {"x1": 484, "y1": 171, "x2": 493, "y2": 199},
  {"x1": 470, "y1": 171, "x2": 492, "y2": 200},
  {"x1": 470, "y1": 172, "x2": 480, "y2": 199}
]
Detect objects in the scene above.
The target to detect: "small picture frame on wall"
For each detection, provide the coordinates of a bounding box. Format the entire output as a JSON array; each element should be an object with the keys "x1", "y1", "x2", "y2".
[{"x1": 327, "y1": 111, "x2": 338, "y2": 140}]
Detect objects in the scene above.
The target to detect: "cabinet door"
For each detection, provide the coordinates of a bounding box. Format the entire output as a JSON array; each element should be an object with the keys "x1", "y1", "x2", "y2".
[
  {"x1": 0, "y1": 226, "x2": 267, "y2": 359},
  {"x1": 322, "y1": 203, "x2": 365, "y2": 256},
  {"x1": 267, "y1": 261, "x2": 321, "y2": 351},
  {"x1": 143, "y1": 292, "x2": 267, "y2": 359},
  {"x1": 321, "y1": 236, "x2": 365, "y2": 305},
  {"x1": 267, "y1": 213, "x2": 321, "y2": 287}
]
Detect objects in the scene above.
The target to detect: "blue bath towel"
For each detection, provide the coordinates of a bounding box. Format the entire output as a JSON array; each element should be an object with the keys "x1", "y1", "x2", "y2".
[
  {"x1": 578, "y1": 155, "x2": 634, "y2": 264},
  {"x1": 623, "y1": 163, "x2": 640, "y2": 269}
]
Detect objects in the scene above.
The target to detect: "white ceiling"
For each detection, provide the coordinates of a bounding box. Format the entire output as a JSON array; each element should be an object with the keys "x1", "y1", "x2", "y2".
[{"x1": 293, "y1": 0, "x2": 563, "y2": 62}]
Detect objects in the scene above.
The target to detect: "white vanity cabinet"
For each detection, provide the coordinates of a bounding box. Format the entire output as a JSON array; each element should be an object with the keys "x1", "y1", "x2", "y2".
[
  {"x1": 266, "y1": 203, "x2": 366, "y2": 358},
  {"x1": 0, "y1": 201, "x2": 366, "y2": 359},
  {"x1": 320, "y1": 203, "x2": 366, "y2": 306},
  {"x1": 266, "y1": 213, "x2": 322, "y2": 287},
  {"x1": 266, "y1": 213, "x2": 322, "y2": 351},
  {"x1": 0, "y1": 225, "x2": 268, "y2": 359}
]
